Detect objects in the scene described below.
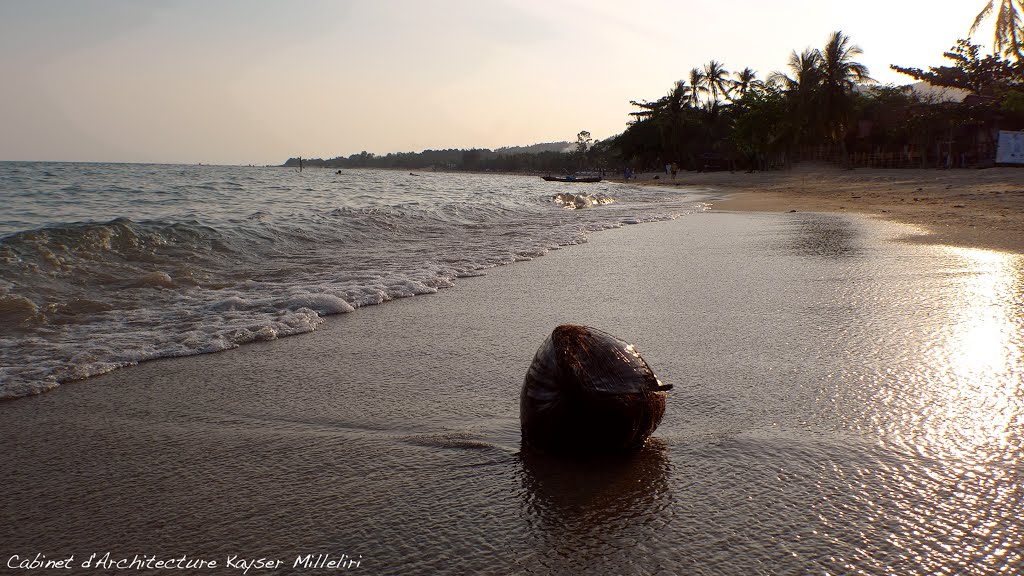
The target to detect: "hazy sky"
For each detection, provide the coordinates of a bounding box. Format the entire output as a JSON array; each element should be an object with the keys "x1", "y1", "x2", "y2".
[{"x1": 0, "y1": 0, "x2": 990, "y2": 165}]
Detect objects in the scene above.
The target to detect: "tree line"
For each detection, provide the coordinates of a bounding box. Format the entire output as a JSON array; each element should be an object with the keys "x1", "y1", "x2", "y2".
[
  {"x1": 613, "y1": 4, "x2": 1024, "y2": 171},
  {"x1": 613, "y1": 27, "x2": 1024, "y2": 172},
  {"x1": 283, "y1": 143, "x2": 587, "y2": 174},
  {"x1": 288, "y1": 5, "x2": 1024, "y2": 173}
]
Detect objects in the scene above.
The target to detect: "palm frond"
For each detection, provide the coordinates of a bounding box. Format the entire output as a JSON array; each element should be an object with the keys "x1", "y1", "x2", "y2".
[
  {"x1": 971, "y1": 0, "x2": 995, "y2": 34},
  {"x1": 972, "y1": 0, "x2": 1024, "y2": 58}
]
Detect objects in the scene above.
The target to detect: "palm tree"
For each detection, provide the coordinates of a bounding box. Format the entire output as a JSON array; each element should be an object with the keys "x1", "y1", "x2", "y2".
[
  {"x1": 820, "y1": 31, "x2": 872, "y2": 92},
  {"x1": 819, "y1": 31, "x2": 872, "y2": 142},
  {"x1": 768, "y1": 48, "x2": 823, "y2": 93},
  {"x1": 688, "y1": 68, "x2": 708, "y2": 108},
  {"x1": 627, "y1": 98, "x2": 662, "y2": 123},
  {"x1": 666, "y1": 80, "x2": 695, "y2": 162},
  {"x1": 732, "y1": 67, "x2": 760, "y2": 98},
  {"x1": 667, "y1": 80, "x2": 690, "y2": 114},
  {"x1": 628, "y1": 80, "x2": 694, "y2": 166},
  {"x1": 769, "y1": 48, "x2": 824, "y2": 146},
  {"x1": 702, "y1": 60, "x2": 732, "y2": 105},
  {"x1": 971, "y1": 0, "x2": 1024, "y2": 59}
]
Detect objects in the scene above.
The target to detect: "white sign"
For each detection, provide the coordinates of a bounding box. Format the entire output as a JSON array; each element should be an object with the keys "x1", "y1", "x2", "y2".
[{"x1": 996, "y1": 130, "x2": 1024, "y2": 164}]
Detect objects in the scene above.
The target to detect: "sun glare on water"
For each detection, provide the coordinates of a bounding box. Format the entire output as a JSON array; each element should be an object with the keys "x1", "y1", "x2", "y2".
[{"x1": 923, "y1": 247, "x2": 1024, "y2": 464}]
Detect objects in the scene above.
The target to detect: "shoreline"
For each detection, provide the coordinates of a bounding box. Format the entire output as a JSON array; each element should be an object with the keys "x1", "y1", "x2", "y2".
[
  {"x1": 286, "y1": 164, "x2": 1023, "y2": 255},
  {"x1": 614, "y1": 163, "x2": 1024, "y2": 254}
]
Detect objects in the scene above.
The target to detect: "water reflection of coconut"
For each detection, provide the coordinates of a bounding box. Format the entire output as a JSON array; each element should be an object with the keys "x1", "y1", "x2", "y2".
[{"x1": 518, "y1": 440, "x2": 672, "y2": 562}]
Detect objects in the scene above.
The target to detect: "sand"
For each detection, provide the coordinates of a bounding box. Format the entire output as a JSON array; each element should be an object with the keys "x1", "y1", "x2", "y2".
[{"x1": 618, "y1": 163, "x2": 1024, "y2": 254}]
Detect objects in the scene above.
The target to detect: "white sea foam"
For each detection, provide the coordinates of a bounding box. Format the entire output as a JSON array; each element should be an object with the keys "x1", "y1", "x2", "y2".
[
  {"x1": 283, "y1": 293, "x2": 356, "y2": 314},
  {"x1": 0, "y1": 164, "x2": 706, "y2": 398},
  {"x1": 136, "y1": 270, "x2": 175, "y2": 288}
]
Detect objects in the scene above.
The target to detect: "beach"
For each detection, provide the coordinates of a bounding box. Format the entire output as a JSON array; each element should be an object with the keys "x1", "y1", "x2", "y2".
[
  {"x1": 623, "y1": 163, "x2": 1024, "y2": 254},
  {"x1": 8, "y1": 0, "x2": 1024, "y2": 571},
  {"x1": 3, "y1": 197, "x2": 1023, "y2": 574}
]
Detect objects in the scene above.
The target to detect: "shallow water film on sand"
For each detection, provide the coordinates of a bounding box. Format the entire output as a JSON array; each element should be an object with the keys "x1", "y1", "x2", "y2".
[
  {"x1": 2, "y1": 171, "x2": 1023, "y2": 574},
  {"x1": 0, "y1": 162, "x2": 701, "y2": 398}
]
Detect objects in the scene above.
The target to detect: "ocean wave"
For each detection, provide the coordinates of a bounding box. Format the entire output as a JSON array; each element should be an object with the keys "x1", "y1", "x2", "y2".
[{"x1": 0, "y1": 165, "x2": 705, "y2": 399}]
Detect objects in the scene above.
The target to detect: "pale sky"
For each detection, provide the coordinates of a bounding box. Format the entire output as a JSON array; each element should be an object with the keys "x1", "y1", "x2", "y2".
[{"x1": 0, "y1": 0, "x2": 989, "y2": 165}]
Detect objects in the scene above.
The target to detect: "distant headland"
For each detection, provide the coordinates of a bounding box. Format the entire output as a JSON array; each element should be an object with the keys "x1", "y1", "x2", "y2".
[{"x1": 283, "y1": 142, "x2": 577, "y2": 173}]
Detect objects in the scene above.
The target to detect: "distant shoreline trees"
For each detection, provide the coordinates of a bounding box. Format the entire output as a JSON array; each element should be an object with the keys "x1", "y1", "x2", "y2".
[
  {"x1": 289, "y1": 23, "x2": 1024, "y2": 173},
  {"x1": 283, "y1": 142, "x2": 583, "y2": 173}
]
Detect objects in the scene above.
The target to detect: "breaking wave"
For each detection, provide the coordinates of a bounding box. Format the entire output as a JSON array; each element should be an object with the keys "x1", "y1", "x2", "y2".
[{"x1": 0, "y1": 163, "x2": 706, "y2": 398}]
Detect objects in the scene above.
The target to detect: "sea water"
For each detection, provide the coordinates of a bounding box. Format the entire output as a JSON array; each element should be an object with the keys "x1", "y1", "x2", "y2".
[
  {"x1": 0, "y1": 162, "x2": 704, "y2": 398},
  {"x1": 1, "y1": 168, "x2": 1023, "y2": 574}
]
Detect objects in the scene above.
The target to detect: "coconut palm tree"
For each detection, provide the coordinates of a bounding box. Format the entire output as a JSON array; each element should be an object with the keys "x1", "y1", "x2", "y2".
[
  {"x1": 628, "y1": 81, "x2": 691, "y2": 128},
  {"x1": 972, "y1": 0, "x2": 1024, "y2": 59},
  {"x1": 768, "y1": 48, "x2": 823, "y2": 93},
  {"x1": 769, "y1": 48, "x2": 824, "y2": 146},
  {"x1": 732, "y1": 67, "x2": 760, "y2": 98},
  {"x1": 820, "y1": 31, "x2": 872, "y2": 93},
  {"x1": 702, "y1": 60, "x2": 732, "y2": 105},
  {"x1": 627, "y1": 80, "x2": 694, "y2": 166},
  {"x1": 688, "y1": 68, "x2": 708, "y2": 108},
  {"x1": 819, "y1": 31, "x2": 872, "y2": 142},
  {"x1": 665, "y1": 80, "x2": 696, "y2": 162},
  {"x1": 627, "y1": 98, "x2": 662, "y2": 123},
  {"x1": 667, "y1": 80, "x2": 690, "y2": 114}
]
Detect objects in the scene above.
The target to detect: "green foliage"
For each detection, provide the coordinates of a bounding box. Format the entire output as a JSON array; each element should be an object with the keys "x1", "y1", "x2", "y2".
[
  {"x1": 614, "y1": 29, "x2": 1024, "y2": 171},
  {"x1": 770, "y1": 47, "x2": 825, "y2": 145},
  {"x1": 728, "y1": 84, "x2": 789, "y2": 169},
  {"x1": 615, "y1": 31, "x2": 874, "y2": 170},
  {"x1": 891, "y1": 39, "x2": 1023, "y2": 95},
  {"x1": 1002, "y1": 88, "x2": 1024, "y2": 112}
]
